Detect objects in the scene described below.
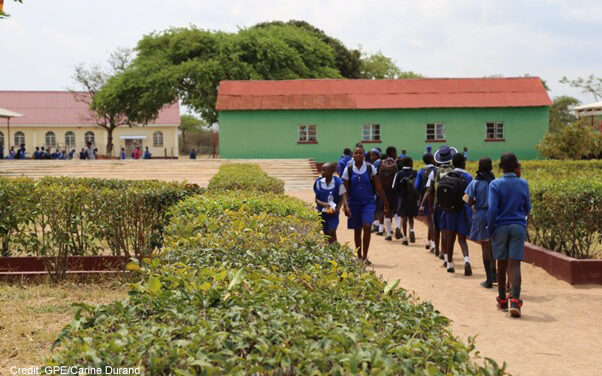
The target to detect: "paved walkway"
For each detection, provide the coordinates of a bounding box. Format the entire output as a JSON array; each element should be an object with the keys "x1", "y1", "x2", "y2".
[{"x1": 290, "y1": 190, "x2": 602, "y2": 376}]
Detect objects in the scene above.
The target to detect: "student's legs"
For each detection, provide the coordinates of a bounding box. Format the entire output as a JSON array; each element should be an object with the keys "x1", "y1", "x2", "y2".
[
  {"x1": 481, "y1": 241, "x2": 495, "y2": 287},
  {"x1": 497, "y1": 259, "x2": 508, "y2": 298},
  {"x1": 354, "y1": 229, "x2": 362, "y2": 258},
  {"x1": 384, "y1": 214, "x2": 393, "y2": 238},
  {"x1": 326, "y1": 230, "x2": 337, "y2": 244},
  {"x1": 408, "y1": 216, "x2": 414, "y2": 231},
  {"x1": 446, "y1": 231, "x2": 457, "y2": 269},
  {"x1": 457, "y1": 234, "x2": 469, "y2": 258},
  {"x1": 401, "y1": 215, "x2": 408, "y2": 237},
  {"x1": 508, "y1": 259, "x2": 521, "y2": 298},
  {"x1": 362, "y1": 223, "x2": 372, "y2": 259}
]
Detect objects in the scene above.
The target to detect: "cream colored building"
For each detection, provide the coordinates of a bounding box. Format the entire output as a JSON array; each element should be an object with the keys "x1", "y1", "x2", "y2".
[{"x1": 0, "y1": 91, "x2": 179, "y2": 158}]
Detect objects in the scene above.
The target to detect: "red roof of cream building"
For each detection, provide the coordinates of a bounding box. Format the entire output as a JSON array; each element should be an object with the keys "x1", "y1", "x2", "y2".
[
  {"x1": 216, "y1": 77, "x2": 552, "y2": 111},
  {"x1": 0, "y1": 91, "x2": 180, "y2": 125}
]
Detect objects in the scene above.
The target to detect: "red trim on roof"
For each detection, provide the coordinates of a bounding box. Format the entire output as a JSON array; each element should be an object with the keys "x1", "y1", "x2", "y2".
[
  {"x1": 216, "y1": 77, "x2": 552, "y2": 111},
  {"x1": 0, "y1": 91, "x2": 180, "y2": 125}
]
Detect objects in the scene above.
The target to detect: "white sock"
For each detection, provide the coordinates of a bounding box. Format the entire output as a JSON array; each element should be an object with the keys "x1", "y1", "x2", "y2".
[
  {"x1": 431, "y1": 240, "x2": 436, "y2": 248},
  {"x1": 444, "y1": 254, "x2": 448, "y2": 262},
  {"x1": 378, "y1": 225, "x2": 384, "y2": 233},
  {"x1": 373, "y1": 220, "x2": 379, "y2": 226},
  {"x1": 403, "y1": 236, "x2": 408, "y2": 242},
  {"x1": 394, "y1": 215, "x2": 401, "y2": 229},
  {"x1": 448, "y1": 262, "x2": 454, "y2": 269},
  {"x1": 464, "y1": 256, "x2": 471, "y2": 264},
  {"x1": 425, "y1": 239, "x2": 430, "y2": 246},
  {"x1": 384, "y1": 218, "x2": 392, "y2": 237}
]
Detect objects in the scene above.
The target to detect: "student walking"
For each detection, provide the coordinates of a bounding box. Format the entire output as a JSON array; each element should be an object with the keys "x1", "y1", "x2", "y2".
[
  {"x1": 143, "y1": 147, "x2": 152, "y2": 159},
  {"x1": 314, "y1": 163, "x2": 346, "y2": 243},
  {"x1": 439, "y1": 153, "x2": 473, "y2": 275},
  {"x1": 393, "y1": 157, "x2": 418, "y2": 245},
  {"x1": 465, "y1": 157, "x2": 496, "y2": 288},
  {"x1": 342, "y1": 146, "x2": 388, "y2": 264},
  {"x1": 368, "y1": 148, "x2": 384, "y2": 235},
  {"x1": 120, "y1": 148, "x2": 126, "y2": 160},
  {"x1": 488, "y1": 153, "x2": 531, "y2": 318},
  {"x1": 378, "y1": 146, "x2": 399, "y2": 241},
  {"x1": 415, "y1": 153, "x2": 437, "y2": 251},
  {"x1": 336, "y1": 148, "x2": 352, "y2": 176}
]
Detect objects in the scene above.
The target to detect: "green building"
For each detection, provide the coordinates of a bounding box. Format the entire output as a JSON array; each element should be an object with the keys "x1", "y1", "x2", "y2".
[{"x1": 216, "y1": 77, "x2": 551, "y2": 162}]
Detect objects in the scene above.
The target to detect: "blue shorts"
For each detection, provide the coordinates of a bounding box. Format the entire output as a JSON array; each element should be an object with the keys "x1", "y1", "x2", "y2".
[
  {"x1": 432, "y1": 207, "x2": 443, "y2": 231},
  {"x1": 347, "y1": 203, "x2": 376, "y2": 229},
  {"x1": 492, "y1": 224, "x2": 526, "y2": 261},
  {"x1": 320, "y1": 212, "x2": 339, "y2": 233},
  {"x1": 470, "y1": 209, "x2": 490, "y2": 241},
  {"x1": 440, "y1": 205, "x2": 472, "y2": 236}
]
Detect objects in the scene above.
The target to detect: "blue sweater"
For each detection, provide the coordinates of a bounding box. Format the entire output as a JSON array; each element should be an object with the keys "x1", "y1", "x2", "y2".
[{"x1": 487, "y1": 172, "x2": 531, "y2": 235}]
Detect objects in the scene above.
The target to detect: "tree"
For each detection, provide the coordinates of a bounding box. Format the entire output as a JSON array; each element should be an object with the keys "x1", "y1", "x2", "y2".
[
  {"x1": 537, "y1": 120, "x2": 602, "y2": 159},
  {"x1": 0, "y1": 0, "x2": 22, "y2": 19},
  {"x1": 70, "y1": 47, "x2": 137, "y2": 155},
  {"x1": 359, "y1": 50, "x2": 422, "y2": 79},
  {"x1": 560, "y1": 74, "x2": 602, "y2": 102},
  {"x1": 549, "y1": 96, "x2": 580, "y2": 133},
  {"x1": 104, "y1": 22, "x2": 345, "y2": 125},
  {"x1": 179, "y1": 114, "x2": 206, "y2": 152}
]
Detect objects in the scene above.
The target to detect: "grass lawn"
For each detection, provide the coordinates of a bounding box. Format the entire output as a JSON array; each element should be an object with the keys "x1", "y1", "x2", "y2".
[{"x1": 0, "y1": 278, "x2": 128, "y2": 373}]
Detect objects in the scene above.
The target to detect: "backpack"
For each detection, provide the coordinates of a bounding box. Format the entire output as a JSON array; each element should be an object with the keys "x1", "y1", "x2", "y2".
[
  {"x1": 417, "y1": 166, "x2": 435, "y2": 202},
  {"x1": 396, "y1": 171, "x2": 418, "y2": 201},
  {"x1": 436, "y1": 171, "x2": 467, "y2": 212},
  {"x1": 346, "y1": 162, "x2": 374, "y2": 190},
  {"x1": 378, "y1": 157, "x2": 398, "y2": 191}
]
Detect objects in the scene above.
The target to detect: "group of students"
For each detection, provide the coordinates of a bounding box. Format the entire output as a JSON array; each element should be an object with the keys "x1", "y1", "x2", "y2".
[{"x1": 314, "y1": 144, "x2": 531, "y2": 318}]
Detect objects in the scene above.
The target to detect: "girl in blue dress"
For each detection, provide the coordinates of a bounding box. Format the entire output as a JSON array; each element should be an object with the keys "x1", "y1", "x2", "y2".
[{"x1": 314, "y1": 163, "x2": 346, "y2": 243}]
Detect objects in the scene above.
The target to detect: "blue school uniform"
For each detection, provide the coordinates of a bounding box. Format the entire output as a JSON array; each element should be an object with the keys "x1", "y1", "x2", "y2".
[
  {"x1": 342, "y1": 162, "x2": 377, "y2": 229},
  {"x1": 415, "y1": 164, "x2": 435, "y2": 215},
  {"x1": 465, "y1": 178, "x2": 491, "y2": 241},
  {"x1": 487, "y1": 172, "x2": 532, "y2": 260},
  {"x1": 440, "y1": 168, "x2": 473, "y2": 236},
  {"x1": 313, "y1": 176, "x2": 344, "y2": 233},
  {"x1": 336, "y1": 155, "x2": 352, "y2": 176}
]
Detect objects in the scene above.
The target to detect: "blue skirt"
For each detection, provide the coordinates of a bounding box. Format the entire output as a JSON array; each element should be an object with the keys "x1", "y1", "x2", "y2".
[
  {"x1": 440, "y1": 205, "x2": 472, "y2": 236},
  {"x1": 470, "y1": 209, "x2": 490, "y2": 241}
]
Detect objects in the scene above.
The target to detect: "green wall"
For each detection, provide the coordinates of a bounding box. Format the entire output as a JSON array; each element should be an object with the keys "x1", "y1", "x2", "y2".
[{"x1": 219, "y1": 107, "x2": 549, "y2": 162}]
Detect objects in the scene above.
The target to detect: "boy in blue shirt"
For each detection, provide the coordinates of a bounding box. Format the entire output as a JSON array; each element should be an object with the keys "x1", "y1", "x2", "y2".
[
  {"x1": 487, "y1": 153, "x2": 531, "y2": 318},
  {"x1": 314, "y1": 163, "x2": 346, "y2": 244},
  {"x1": 336, "y1": 148, "x2": 352, "y2": 177},
  {"x1": 415, "y1": 153, "x2": 437, "y2": 251},
  {"x1": 465, "y1": 157, "x2": 496, "y2": 288}
]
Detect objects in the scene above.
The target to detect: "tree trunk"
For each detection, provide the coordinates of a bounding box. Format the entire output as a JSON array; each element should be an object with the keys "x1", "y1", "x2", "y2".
[
  {"x1": 106, "y1": 127, "x2": 114, "y2": 156},
  {"x1": 182, "y1": 131, "x2": 186, "y2": 153}
]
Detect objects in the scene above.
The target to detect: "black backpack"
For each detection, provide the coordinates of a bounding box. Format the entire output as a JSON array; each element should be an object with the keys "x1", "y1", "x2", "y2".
[{"x1": 436, "y1": 171, "x2": 467, "y2": 212}]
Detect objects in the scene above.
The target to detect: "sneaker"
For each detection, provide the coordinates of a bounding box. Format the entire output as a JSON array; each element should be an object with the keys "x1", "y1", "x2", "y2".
[
  {"x1": 497, "y1": 296, "x2": 508, "y2": 311},
  {"x1": 480, "y1": 280, "x2": 493, "y2": 289},
  {"x1": 384, "y1": 236, "x2": 392, "y2": 241},
  {"x1": 395, "y1": 228, "x2": 402, "y2": 239},
  {"x1": 425, "y1": 240, "x2": 431, "y2": 250},
  {"x1": 510, "y1": 298, "x2": 523, "y2": 318},
  {"x1": 464, "y1": 262, "x2": 472, "y2": 276},
  {"x1": 402, "y1": 239, "x2": 409, "y2": 246},
  {"x1": 447, "y1": 266, "x2": 455, "y2": 273},
  {"x1": 442, "y1": 261, "x2": 447, "y2": 268},
  {"x1": 438, "y1": 252, "x2": 444, "y2": 260},
  {"x1": 364, "y1": 259, "x2": 373, "y2": 266},
  {"x1": 376, "y1": 230, "x2": 384, "y2": 236},
  {"x1": 409, "y1": 230, "x2": 416, "y2": 243},
  {"x1": 371, "y1": 224, "x2": 378, "y2": 233}
]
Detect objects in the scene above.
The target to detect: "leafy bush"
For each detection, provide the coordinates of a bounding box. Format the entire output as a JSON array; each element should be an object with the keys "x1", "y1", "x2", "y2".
[{"x1": 208, "y1": 163, "x2": 285, "y2": 194}]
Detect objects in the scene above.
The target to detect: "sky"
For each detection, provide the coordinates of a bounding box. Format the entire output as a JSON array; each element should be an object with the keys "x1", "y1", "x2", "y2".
[{"x1": 1, "y1": 0, "x2": 601, "y2": 108}]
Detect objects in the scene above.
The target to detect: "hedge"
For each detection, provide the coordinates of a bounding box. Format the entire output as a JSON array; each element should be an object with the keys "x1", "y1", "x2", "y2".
[
  {"x1": 207, "y1": 163, "x2": 285, "y2": 194},
  {"x1": 50, "y1": 164, "x2": 507, "y2": 375}
]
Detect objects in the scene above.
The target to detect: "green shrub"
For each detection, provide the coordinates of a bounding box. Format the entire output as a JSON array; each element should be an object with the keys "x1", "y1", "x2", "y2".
[{"x1": 208, "y1": 163, "x2": 285, "y2": 194}]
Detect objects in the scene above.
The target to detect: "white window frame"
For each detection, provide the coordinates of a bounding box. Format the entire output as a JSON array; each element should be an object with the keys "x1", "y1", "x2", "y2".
[
  {"x1": 153, "y1": 131, "x2": 164, "y2": 147},
  {"x1": 14, "y1": 131, "x2": 25, "y2": 146},
  {"x1": 65, "y1": 131, "x2": 76, "y2": 148},
  {"x1": 298, "y1": 124, "x2": 317, "y2": 142},
  {"x1": 362, "y1": 123, "x2": 380, "y2": 142},
  {"x1": 426, "y1": 123, "x2": 445, "y2": 141},
  {"x1": 486, "y1": 122, "x2": 504, "y2": 140},
  {"x1": 45, "y1": 131, "x2": 56, "y2": 148},
  {"x1": 85, "y1": 131, "x2": 95, "y2": 145}
]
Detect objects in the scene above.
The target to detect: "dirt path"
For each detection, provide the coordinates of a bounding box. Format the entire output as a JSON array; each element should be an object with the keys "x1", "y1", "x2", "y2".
[{"x1": 290, "y1": 190, "x2": 602, "y2": 376}]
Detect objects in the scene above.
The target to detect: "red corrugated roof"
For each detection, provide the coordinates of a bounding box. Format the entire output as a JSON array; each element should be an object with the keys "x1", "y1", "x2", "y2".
[
  {"x1": 216, "y1": 77, "x2": 552, "y2": 110},
  {"x1": 0, "y1": 91, "x2": 180, "y2": 125}
]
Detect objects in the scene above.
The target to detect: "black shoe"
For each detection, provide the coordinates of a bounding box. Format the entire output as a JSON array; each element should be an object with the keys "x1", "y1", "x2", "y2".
[
  {"x1": 438, "y1": 252, "x2": 444, "y2": 259},
  {"x1": 447, "y1": 266, "x2": 455, "y2": 273},
  {"x1": 395, "y1": 228, "x2": 402, "y2": 239},
  {"x1": 480, "y1": 280, "x2": 493, "y2": 288},
  {"x1": 425, "y1": 241, "x2": 431, "y2": 250},
  {"x1": 442, "y1": 261, "x2": 447, "y2": 268},
  {"x1": 409, "y1": 230, "x2": 415, "y2": 243},
  {"x1": 402, "y1": 239, "x2": 409, "y2": 246},
  {"x1": 371, "y1": 224, "x2": 378, "y2": 233},
  {"x1": 510, "y1": 298, "x2": 523, "y2": 318},
  {"x1": 464, "y1": 262, "x2": 472, "y2": 276},
  {"x1": 376, "y1": 231, "x2": 384, "y2": 236},
  {"x1": 384, "y1": 236, "x2": 392, "y2": 241}
]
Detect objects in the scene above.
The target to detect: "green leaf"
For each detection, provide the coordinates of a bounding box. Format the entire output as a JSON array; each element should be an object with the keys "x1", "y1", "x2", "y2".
[
  {"x1": 147, "y1": 276, "x2": 162, "y2": 295},
  {"x1": 228, "y1": 268, "x2": 245, "y2": 291},
  {"x1": 384, "y1": 279, "x2": 400, "y2": 295}
]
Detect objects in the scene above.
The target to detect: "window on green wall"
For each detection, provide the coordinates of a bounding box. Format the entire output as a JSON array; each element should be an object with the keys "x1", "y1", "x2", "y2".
[
  {"x1": 486, "y1": 122, "x2": 504, "y2": 140},
  {"x1": 426, "y1": 123, "x2": 445, "y2": 141},
  {"x1": 298, "y1": 124, "x2": 317, "y2": 143},
  {"x1": 362, "y1": 123, "x2": 380, "y2": 141}
]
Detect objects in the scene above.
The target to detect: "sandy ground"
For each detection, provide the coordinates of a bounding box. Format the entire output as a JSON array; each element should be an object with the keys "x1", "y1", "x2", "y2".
[{"x1": 290, "y1": 190, "x2": 602, "y2": 376}]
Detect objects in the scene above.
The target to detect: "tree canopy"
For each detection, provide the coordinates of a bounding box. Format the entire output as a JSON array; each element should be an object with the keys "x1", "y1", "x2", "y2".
[
  {"x1": 0, "y1": 0, "x2": 23, "y2": 19},
  {"x1": 358, "y1": 50, "x2": 422, "y2": 79},
  {"x1": 548, "y1": 96, "x2": 580, "y2": 133},
  {"x1": 99, "y1": 21, "x2": 412, "y2": 125},
  {"x1": 537, "y1": 120, "x2": 602, "y2": 159},
  {"x1": 560, "y1": 74, "x2": 602, "y2": 102}
]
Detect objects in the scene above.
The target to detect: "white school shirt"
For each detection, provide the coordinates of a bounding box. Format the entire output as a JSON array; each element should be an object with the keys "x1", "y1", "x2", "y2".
[
  {"x1": 315, "y1": 177, "x2": 347, "y2": 195},
  {"x1": 340, "y1": 161, "x2": 378, "y2": 181}
]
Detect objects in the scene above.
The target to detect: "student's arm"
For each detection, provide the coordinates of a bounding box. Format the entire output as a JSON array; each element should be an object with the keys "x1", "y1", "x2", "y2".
[
  {"x1": 464, "y1": 181, "x2": 475, "y2": 207},
  {"x1": 336, "y1": 184, "x2": 346, "y2": 214},
  {"x1": 342, "y1": 179, "x2": 351, "y2": 217}
]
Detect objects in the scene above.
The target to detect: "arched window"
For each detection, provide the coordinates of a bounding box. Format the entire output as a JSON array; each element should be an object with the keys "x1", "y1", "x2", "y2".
[
  {"x1": 85, "y1": 131, "x2": 95, "y2": 145},
  {"x1": 15, "y1": 131, "x2": 25, "y2": 146},
  {"x1": 0, "y1": 131, "x2": 4, "y2": 147},
  {"x1": 65, "y1": 131, "x2": 75, "y2": 148},
  {"x1": 45, "y1": 131, "x2": 56, "y2": 148},
  {"x1": 153, "y1": 131, "x2": 164, "y2": 147}
]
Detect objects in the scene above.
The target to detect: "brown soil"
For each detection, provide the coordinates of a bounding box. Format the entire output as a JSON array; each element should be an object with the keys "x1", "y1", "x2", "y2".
[{"x1": 290, "y1": 190, "x2": 602, "y2": 376}]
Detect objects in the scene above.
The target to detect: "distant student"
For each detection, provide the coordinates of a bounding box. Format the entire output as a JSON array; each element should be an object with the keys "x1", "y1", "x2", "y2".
[
  {"x1": 79, "y1": 148, "x2": 87, "y2": 160},
  {"x1": 85, "y1": 142, "x2": 96, "y2": 160},
  {"x1": 120, "y1": 148, "x2": 126, "y2": 160},
  {"x1": 342, "y1": 146, "x2": 388, "y2": 264},
  {"x1": 420, "y1": 145, "x2": 456, "y2": 262},
  {"x1": 393, "y1": 157, "x2": 418, "y2": 245},
  {"x1": 189, "y1": 149, "x2": 197, "y2": 159},
  {"x1": 399, "y1": 149, "x2": 407, "y2": 159},
  {"x1": 439, "y1": 153, "x2": 473, "y2": 275},
  {"x1": 465, "y1": 157, "x2": 496, "y2": 288},
  {"x1": 488, "y1": 153, "x2": 531, "y2": 318},
  {"x1": 368, "y1": 148, "x2": 381, "y2": 169},
  {"x1": 368, "y1": 148, "x2": 383, "y2": 234},
  {"x1": 7, "y1": 147, "x2": 15, "y2": 159},
  {"x1": 463, "y1": 147, "x2": 469, "y2": 160},
  {"x1": 377, "y1": 146, "x2": 399, "y2": 241},
  {"x1": 143, "y1": 146, "x2": 151, "y2": 159},
  {"x1": 314, "y1": 163, "x2": 346, "y2": 243},
  {"x1": 33, "y1": 147, "x2": 41, "y2": 159},
  {"x1": 16, "y1": 144, "x2": 26, "y2": 159},
  {"x1": 416, "y1": 153, "x2": 437, "y2": 251},
  {"x1": 133, "y1": 147, "x2": 140, "y2": 160},
  {"x1": 69, "y1": 149, "x2": 76, "y2": 159}
]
